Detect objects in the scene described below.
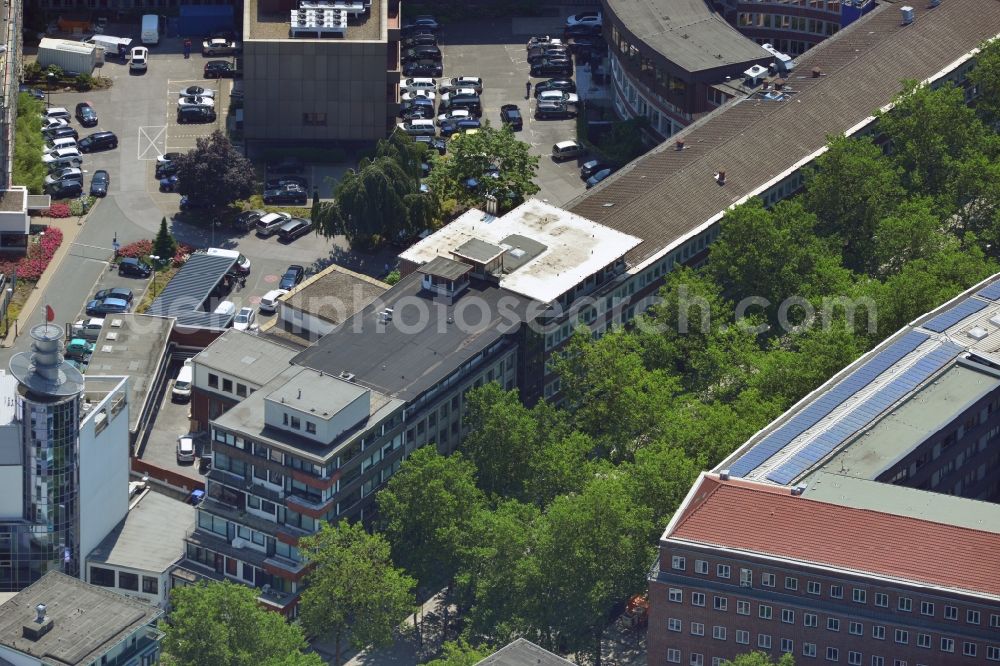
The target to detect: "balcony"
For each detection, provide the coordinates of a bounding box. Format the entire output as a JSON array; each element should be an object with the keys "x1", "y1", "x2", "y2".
[
  {"x1": 287, "y1": 491, "x2": 335, "y2": 519},
  {"x1": 387, "y1": 0, "x2": 400, "y2": 40}
]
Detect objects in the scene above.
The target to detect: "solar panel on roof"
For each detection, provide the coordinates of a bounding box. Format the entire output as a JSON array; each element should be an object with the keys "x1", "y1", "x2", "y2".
[
  {"x1": 765, "y1": 343, "x2": 962, "y2": 484},
  {"x1": 921, "y1": 298, "x2": 987, "y2": 333},
  {"x1": 977, "y1": 281, "x2": 1000, "y2": 301},
  {"x1": 728, "y1": 330, "x2": 929, "y2": 477}
]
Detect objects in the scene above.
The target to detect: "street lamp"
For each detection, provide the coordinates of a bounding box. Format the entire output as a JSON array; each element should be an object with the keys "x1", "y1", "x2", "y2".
[
  {"x1": 45, "y1": 71, "x2": 56, "y2": 109},
  {"x1": 149, "y1": 255, "x2": 160, "y2": 297}
]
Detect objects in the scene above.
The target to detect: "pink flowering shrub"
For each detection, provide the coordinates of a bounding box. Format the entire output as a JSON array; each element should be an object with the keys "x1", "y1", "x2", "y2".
[
  {"x1": 0, "y1": 226, "x2": 64, "y2": 281},
  {"x1": 43, "y1": 204, "x2": 71, "y2": 219},
  {"x1": 172, "y1": 242, "x2": 194, "y2": 267},
  {"x1": 119, "y1": 239, "x2": 153, "y2": 259}
]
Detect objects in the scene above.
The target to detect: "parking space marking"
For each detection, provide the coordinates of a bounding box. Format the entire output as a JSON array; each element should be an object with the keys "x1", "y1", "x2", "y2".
[{"x1": 138, "y1": 126, "x2": 167, "y2": 160}]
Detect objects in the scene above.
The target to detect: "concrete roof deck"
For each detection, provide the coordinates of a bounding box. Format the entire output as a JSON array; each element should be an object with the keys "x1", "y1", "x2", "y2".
[
  {"x1": 87, "y1": 490, "x2": 196, "y2": 573},
  {"x1": 266, "y1": 367, "x2": 369, "y2": 419},
  {"x1": 247, "y1": 0, "x2": 383, "y2": 41},
  {"x1": 0, "y1": 572, "x2": 161, "y2": 666},
  {"x1": 605, "y1": 0, "x2": 770, "y2": 74},
  {"x1": 568, "y1": 0, "x2": 1000, "y2": 270},
  {"x1": 477, "y1": 638, "x2": 574, "y2": 666},
  {"x1": 194, "y1": 329, "x2": 298, "y2": 386},
  {"x1": 282, "y1": 264, "x2": 388, "y2": 326}
]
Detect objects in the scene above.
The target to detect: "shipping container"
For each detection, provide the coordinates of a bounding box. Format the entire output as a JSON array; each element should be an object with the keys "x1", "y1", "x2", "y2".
[{"x1": 37, "y1": 38, "x2": 98, "y2": 75}]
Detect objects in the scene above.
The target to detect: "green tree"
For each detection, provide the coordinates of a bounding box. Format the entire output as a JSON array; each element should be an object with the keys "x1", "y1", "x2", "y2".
[
  {"x1": 722, "y1": 652, "x2": 795, "y2": 666},
  {"x1": 175, "y1": 130, "x2": 255, "y2": 213},
  {"x1": 316, "y1": 157, "x2": 414, "y2": 247},
  {"x1": 425, "y1": 125, "x2": 539, "y2": 211},
  {"x1": 969, "y1": 39, "x2": 1000, "y2": 129},
  {"x1": 626, "y1": 442, "x2": 699, "y2": 533},
  {"x1": 523, "y1": 430, "x2": 596, "y2": 506},
  {"x1": 13, "y1": 94, "x2": 47, "y2": 194},
  {"x1": 153, "y1": 217, "x2": 177, "y2": 260},
  {"x1": 871, "y1": 197, "x2": 947, "y2": 277},
  {"x1": 299, "y1": 522, "x2": 415, "y2": 666},
  {"x1": 593, "y1": 117, "x2": 649, "y2": 167},
  {"x1": 163, "y1": 581, "x2": 322, "y2": 666},
  {"x1": 421, "y1": 639, "x2": 492, "y2": 666},
  {"x1": 461, "y1": 383, "x2": 540, "y2": 498}
]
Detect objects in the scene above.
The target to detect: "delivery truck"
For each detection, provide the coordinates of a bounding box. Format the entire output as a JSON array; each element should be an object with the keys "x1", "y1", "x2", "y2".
[{"x1": 141, "y1": 14, "x2": 159, "y2": 45}]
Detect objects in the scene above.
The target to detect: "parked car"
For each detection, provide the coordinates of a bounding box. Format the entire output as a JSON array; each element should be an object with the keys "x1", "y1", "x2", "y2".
[
  {"x1": 177, "y1": 106, "x2": 216, "y2": 123},
  {"x1": 74, "y1": 102, "x2": 98, "y2": 127},
  {"x1": 528, "y1": 46, "x2": 570, "y2": 64},
  {"x1": 71, "y1": 318, "x2": 105, "y2": 341},
  {"x1": 535, "y1": 78, "x2": 577, "y2": 96},
  {"x1": 85, "y1": 297, "x2": 130, "y2": 316},
  {"x1": 402, "y1": 45, "x2": 442, "y2": 63},
  {"x1": 118, "y1": 257, "x2": 152, "y2": 278},
  {"x1": 440, "y1": 118, "x2": 481, "y2": 137},
  {"x1": 565, "y1": 10, "x2": 602, "y2": 27},
  {"x1": 65, "y1": 338, "x2": 95, "y2": 360},
  {"x1": 176, "y1": 435, "x2": 196, "y2": 463},
  {"x1": 44, "y1": 167, "x2": 83, "y2": 187},
  {"x1": 535, "y1": 101, "x2": 576, "y2": 119},
  {"x1": 172, "y1": 360, "x2": 194, "y2": 402},
  {"x1": 530, "y1": 59, "x2": 573, "y2": 77},
  {"x1": 202, "y1": 38, "x2": 238, "y2": 55},
  {"x1": 586, "y1": 167, "x2": 612, "y2": 189},
  {"x1": 19, "y1": 84, "x2": 45, "y2": 100},
  {"x1": 177, "y1": 95, "x2": 215, "y2": 108},
  {"x1": 42, "y1": 118, "x2": 70, "y2": 132},
  {"x1": 47, "y1": 179, "x2": 83, "y2": 198},
  {"x1": 159, "y1": 174, "x2": 179, "y2": 191},
  {"x1": 42, "y1": 147, "x2": 83, "y2": 168},
  {"x1": 538, "y1": 89, "x2": 579, "y2": 104},
  {"x1": 78, "y1": 131, "x2": 118, "y2": 152},
  {"x1": 264, "y1": 176, "x2": 308, "y2": 190},
  {"x1": 278, "y1": 218, "x2": 313, "y2": 242},
  {"x1": 437, "y1": 109, "x2": 471, "y2": 125},
  {"x1": 45, "y1": 136, "x2": 78, "y2": 152},
  {"x1": 232, "y1": 306, "x2": 256, "y2": 332},
  {"x1": 527, "y1": 36, "x2": 564, "y2": 50},
  {"x1": 256, "y1": 211, "x2": 292, "y2": 236},
  {"x1": 396, "y1": 119, "x2": 436, "y2": 136},
  {"x1": 403, "y1": 59, "x2": 443, "y2": 77},
  {"x1": 90, "y1": 169, "x2": 110, "y2": 197},
  {"x1": 263, "y1": 184, "x2": 308, "y2": 205},
  {"x1": 400, "y1": 104, "x2": 435, "y2": 121},
  {"x1": 44, "y1": 126, "x2": 79, "y2": 141},
  {"x1": 233, "y1": 209, "x2": 265, "y2": 231},
  {"x1": 180, "y1": 86, "x2": 215, "y2": 98},
  {"x1": 259, "y1": 289, "x2": 289, "y2": 314},
  {"x1": 402, "y1": 33, "x2": 437, "y2": 48},
  {"x1": 500, "y1": 104, "x2": 523, "y2": 130},
  {"x1": 130, "y1": 46, "x2": 148, "y2": 72},
  {"x1": 401, "y1": 89, "x2": 436, "y2": 102},
  {"x1": 94, "y1": 287, "x2": 134, "y2": 304},
  {"x1": 552, "y1": 139, "x2": 585, "y2": 161},
  {"x1": 204, "y1": 60, "x2": 238, "y2": 78},
  {"x1": 439, "y1": 76, "x2": 483, "y2": 94},
  {"x1": 42, "y1": 107, "x2": 71, "y2": 122},
  {"x1": 580, "y1": 159, "x2": 608, "y2": 178},
  {"x1": 280, "y1": 264, "x2": 305, "y2": 290},
  {"x1": 414, "y1": 135, "x2": 447, "y2": 155},
  {"x1": 402, "y1": 15, "x2": 439, "y2": 35},
  {"x1": 400, "y1": 77, "x2": 437, "y2": 92}
]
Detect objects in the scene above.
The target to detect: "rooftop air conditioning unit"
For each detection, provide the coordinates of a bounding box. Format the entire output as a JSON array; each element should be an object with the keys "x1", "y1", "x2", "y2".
[{"x1": 900, "y1": 6, "x2": 914, "y2": 23}]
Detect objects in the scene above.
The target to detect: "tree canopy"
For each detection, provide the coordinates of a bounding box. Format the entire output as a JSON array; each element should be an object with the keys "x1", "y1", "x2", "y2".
[
  {"x1": 174, "y1": 130, "x2": 256, "y2": 212},
  {"x1": 723, "y1": 652, "x2": 795, "y2": 666}
]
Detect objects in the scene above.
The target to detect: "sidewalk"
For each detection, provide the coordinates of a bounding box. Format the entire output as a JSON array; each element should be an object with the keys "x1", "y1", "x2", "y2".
[{"x1": 1, "y1": 215, "x2": 86, "y2": 348}]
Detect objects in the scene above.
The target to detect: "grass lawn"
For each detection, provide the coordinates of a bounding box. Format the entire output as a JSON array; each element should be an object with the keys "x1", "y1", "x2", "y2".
[{"x1": 135, "y1": 267, "x2": 179, "y2": 314}]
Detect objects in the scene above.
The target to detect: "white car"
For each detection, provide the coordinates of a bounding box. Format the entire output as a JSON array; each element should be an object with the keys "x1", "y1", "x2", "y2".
[
  {"x1": 440, "y1": 76, "x2": 483, "y2": 94},
  {"x1": 401, "y1": 89, "x2": 436, "y2": 102},
  {"x1": 400, "y1": 77, "x2": 437, "y2": 92},
  {"x1": 176, "y1": 435, "x2": 196, "y2": 463},
  {"x1": 41, "y1": 107, "x2": 71, "y2": 121},
  {"x1": 439, "y1": 88, "x2": 478, "y2": 104},
  {"x1": 44, "y1": 167, "x2": 83, "y2": 186},
  {"x1": 180, "y1": 85, "x2": 215, "y2": 99},
  {"x1": 233, "y1": 306, "x2": 256, "y2": 332},
  {"x1": 42, "y1": 118, "x2": 70, "y2": 132},
  {"x1": 566, "y1": 10, "x2": 602, "y2": 27},
  {"x1": 42, "y1": 147, "x2": 83, "y2": 167},
  {"x1": 437, "y1": 109, "x2": 471, "y2": 125},
  {"x1": 202, "y1": 38, "x2": 238, "y2": 55},
  {"x1": 45, "y1": 137, "x2": 78, "y2": 152},
  {"x1": 178, "y1": 95, "x2": 215, "y2": 108},
  {"x1": 130, "y1": 46, "x2": 148, "y2": 71},
  {"x1": 259, "y1": 289, "x2": 288, "y2": 314},
  {"x1": 396, "y1": 119, "x2": 436, "y2": 136},
  {"x1": 538, "y1": 90, "x2": 579, "y2": 104}
]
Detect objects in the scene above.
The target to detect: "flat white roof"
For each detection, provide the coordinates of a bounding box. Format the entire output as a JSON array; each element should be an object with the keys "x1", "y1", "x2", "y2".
[
  {"x1": 39, "y1": 37, "x2": 97, "y2": 54},
  {"x1": 400, "y1": 199, "x2": 642, "y2": 304}
]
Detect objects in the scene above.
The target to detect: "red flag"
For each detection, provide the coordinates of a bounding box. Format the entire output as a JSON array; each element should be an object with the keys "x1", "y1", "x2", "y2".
[{"x1": 45, "y1": 305, "x2": 54, "y2": 323}]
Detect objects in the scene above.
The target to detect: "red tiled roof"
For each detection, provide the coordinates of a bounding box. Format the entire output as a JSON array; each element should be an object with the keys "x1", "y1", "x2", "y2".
[{"x1": 669, "y1": 476, "x2": 1000, "y2": 597}]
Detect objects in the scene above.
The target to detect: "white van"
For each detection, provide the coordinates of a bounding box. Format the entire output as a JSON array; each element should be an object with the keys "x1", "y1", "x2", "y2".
[
  {"x1": 141, "y1": 14, "x2": 159, "y2": 45},
  {"x1": 171, "y1": 359, "x2": 193, "y2": 402},
  {"x1": 205, "y1": 247, "x2": 251, "y2": 274},
  {"x1": 71, "y1": 318, "x2": 104, "y2": 341},
  {"x1": 552, "y1": 140, "x2": 585, "y2": 161},
  {"x1": 213, "y1": 300, "x2": 237, "y2": 317}
]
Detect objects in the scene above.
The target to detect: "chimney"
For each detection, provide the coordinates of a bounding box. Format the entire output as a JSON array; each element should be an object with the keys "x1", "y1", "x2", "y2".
[
  {"x1": 774, "y1": 78, "x2": 785, "y2": 90},
  {"x1": 719, "y1": 469, "x2": 730, "y2": 481},
  {"x1": 900, "y1": 5, "x2": 915, "y2": 23},
  {"x1": 35, "y1": 605, "x2": 46, "y2": 623},
  {"x1": 811, "y1": 67, "x2": 822, "y2": 78},
  {"x1": 22, "y1": 604, "x2": 54, "y2": 642},
  {"x1": 715, "y1": 170, "x2": 726, "y2": 185},
  {"x1": 675, "y1": 139, "x2": 685, "y2": 151},
  {"x1": 484, "y1": 194, "x2": 498, "y2": 216}
]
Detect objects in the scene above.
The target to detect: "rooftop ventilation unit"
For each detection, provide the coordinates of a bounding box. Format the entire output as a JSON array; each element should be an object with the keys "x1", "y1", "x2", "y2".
[
  {"x1": 719, "y1": 469, "x2": 730, "y2": 481},
  {"x1": 968, "y1": 326, "x2": 988, "y2": 341},
  {"x1": 791, "y1": 484, "x2": 807, "y2": 496},
  {"x1": 901, "y1": 6, "x2": 914, "y2": 23},
  {"x1": 339, "y1": 371, "x2": 355, "y2": 382}
]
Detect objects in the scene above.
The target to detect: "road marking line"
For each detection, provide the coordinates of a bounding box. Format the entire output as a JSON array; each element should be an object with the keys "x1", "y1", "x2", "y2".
[{"x1": 137, "y1": 126, "x2": 166, "y2": 160}]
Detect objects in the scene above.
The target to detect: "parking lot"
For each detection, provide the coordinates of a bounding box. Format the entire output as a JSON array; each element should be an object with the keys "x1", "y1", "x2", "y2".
[{"x1": 142, "y1": 359, "x2": 205, "y2": 485}]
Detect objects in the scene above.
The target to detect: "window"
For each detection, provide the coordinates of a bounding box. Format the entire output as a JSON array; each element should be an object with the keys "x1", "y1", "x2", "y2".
[
  {"x1": 827, "y1": 618, "x2": 840, "y2": 632},
  {"x1": 759, "y1": 604, "x2": 773, "y2": 620},
  {"x1": 303, "y1": 112, "x2": 328, "y2": 126},
  {"x1": 208, "y1": 373, "x2": 218, "y2": 388},
  {"x1": 872, "y1": 625, "x2": 885, "y2": 640},
  {"x1": 827, "y1": 647, "x2": 839, "y2": 661},
  {"x1": 782, "y1": 609, "x2": 795, "y2": 624},
  {"x1": 803, "y1": 643, "x2": 817, "y2": 658},
  {"x1": 713, "y1": 626, "x2": 726, "y2": 640},
  {"x1": 872, "y1": 659, "x2": 884, "y2": 666},
  {"x1": 940, "y1": 638, "x2": 955, "y2": 653},
  {"x1": 690, "y1": 655, "x2": 704, "y2": 666},
  {"x1": 944, "y1": 605, "x2": 958, "y2": 620},
  {"x1": 691, "y1": 622, "x2": 704, "y2": 636},
  {"x1": 695, "y1": 560, "x2": 708, "y2": 574},
  {"x1": 808, "y1": 581, "x2": 822, "y2": 595},
  {"x1": 142, "y1": 576, "x2": 158, "y2": 594},
  {"x1": 968, "y1": 609, "x2": 981, "y2": 624},
  {"x1": 669, "y1": 588, "x2": 683, "y2": 602},
  {"x1": 90, "y1": 566, "x2": 115, "y2": 587},
  {"x1": 804, "y1": 613, "x2": 818, "y2": 627},
  {"x1": 916, "y1": 633, "x2": 930, "y2": 648},
  {"x1": 740, "y1": 568, "x2": 753, "y2": 587},
  {"x1": 667, "y1": 649, "x2": 681, "y2": 663},
  {"x1": 875, "y1": 592, "x2": 888, "y2": 607},
  {"x1": 964, "y1": 643, "x2": 977, "y2": 657},
  {"x1": 692, "y1": 592, "x2": 706, "y2": 607},
  {"x1": 717, "y1": 564, "x2": 731, "y2": 578},
  {"x1": 762, "y1": 573, "x2": 776, "y2": 587},
  {"x1": 736, "y1": 630, "x2": 749, "y2": 644},
  {"x1": 759, "y1": 634, "x2": 772, "y2": 649},
  {"x1": 118, "y1": 572, "x2": 138, "y2": 591},
  {"x1": 830, "y1": 584, "x2": 843, "y2": 598},
  {"x1": 898, "y1": 596, "x2": 912, "y2": 612},
  {"x1": 222, "y1": 378, "x2": 233, "y2": 393},
  {"x1": 713, "y1": 595, "x2": 727, "y2": 611},
  {"x1": 992, "y1": 614, "x2": 1000, "y2": 628},
  {"x1": 668, "y1": 618, "x2": 682, "y2": 632},
  {"x1": 290, "y1": 416, "x2": 300, "y2": 430},
  {"x1": 236, "y1": 383, "x2": 247, "y2": 397},
  {"x1": 672, "y1": 556, "x2": 686, "y2": 570},
  {"x1": 781, "y1": 638, "x2": 794, "y2": 654},
  {"x1": 988, "y1": 646, "x2": 1000, "y2": 661},
  {"x1": 737, "y1": 600, "x2": 750, "y2": 615},
  {"x1": 848, "y1": 652, "x2": 861, "y2": 665},
  {"x1": 853, "y1": 588, "x2": 866, "y2": 604},
  {"x1": 785, "y1": 576, "x2": 798, "y2": 591},
  {"x1": 306, "y1": 422, "x2": 316, "y2": 434},
  {"x1": 895, "y1": 629, "x2": 908, "y2": 644},
  {"x1": 849, "y1": 621, "x2": 863, "y2": 635},
  {"x1": 921, "y1": 601, "x2": 935, "y2": 616}
]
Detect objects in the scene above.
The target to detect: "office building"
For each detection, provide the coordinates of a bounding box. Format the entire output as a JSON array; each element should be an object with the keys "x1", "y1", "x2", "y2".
[
  {"x1": 3, "y1": 322, "x2": 130, "y2": 591},
  {"x1": 0, "y1": 571, "x2": 162, "y2": 666},
  {"x1": 648, "y1": 273, "x2": 1000, "y2": 665}
]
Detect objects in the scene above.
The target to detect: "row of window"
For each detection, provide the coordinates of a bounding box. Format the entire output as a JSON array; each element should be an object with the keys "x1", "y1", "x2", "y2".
[
  {"x1": 207, "y1": 372, "x2": 253, "y2": 398},
  {"x1": 665, "y1": 642, "x2": 999, "y2": 664},
  {"x1": 667, "y1": 561, "x2": 997, "y2": 624},
  {"x1": 737, "y1": 12, "x2": 840, "y2": 36},
  {"x1": 90, "y1": 566, "x2": 159, "y2": 595}
]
